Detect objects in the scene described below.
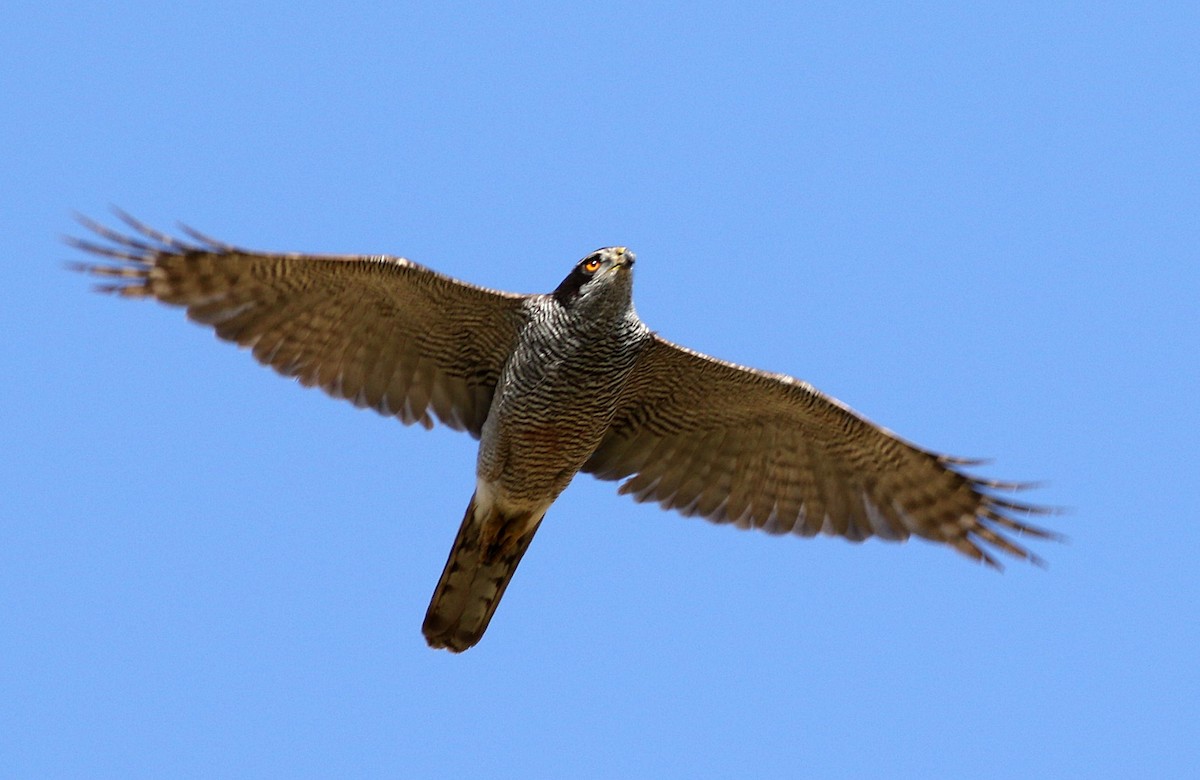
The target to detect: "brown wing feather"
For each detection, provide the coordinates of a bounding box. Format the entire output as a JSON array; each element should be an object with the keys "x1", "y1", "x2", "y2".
[
  {"x1": 584, "y1": 335, "x2": 1059, "y2": 567},
  {"x1": 69, "y1": 211, "x2": 528, "y2": 437}
]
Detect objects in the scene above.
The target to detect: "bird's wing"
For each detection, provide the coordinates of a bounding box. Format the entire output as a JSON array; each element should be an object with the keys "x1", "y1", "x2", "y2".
[
  {"x1": 583, "y1": 334, "x2": 1058, "y2": 566},
  {"x1": 70, "y1": 211, "x2": 528, "y2": 437}
]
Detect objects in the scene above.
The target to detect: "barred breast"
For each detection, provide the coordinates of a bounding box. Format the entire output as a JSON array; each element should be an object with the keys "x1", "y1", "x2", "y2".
[{"x1": 476, "y1": 295, "x2": 651, "y2": 507}]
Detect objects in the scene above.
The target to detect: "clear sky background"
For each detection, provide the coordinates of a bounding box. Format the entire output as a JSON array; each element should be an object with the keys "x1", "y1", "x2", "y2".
[{"x1": 2, "y1": 3, "x2": 1197, "y2": 778}]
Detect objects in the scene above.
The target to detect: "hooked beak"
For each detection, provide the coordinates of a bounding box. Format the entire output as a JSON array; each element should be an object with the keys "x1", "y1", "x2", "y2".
[{"x1": 611, "y1": 247, "x2": 636, "y2": 269}]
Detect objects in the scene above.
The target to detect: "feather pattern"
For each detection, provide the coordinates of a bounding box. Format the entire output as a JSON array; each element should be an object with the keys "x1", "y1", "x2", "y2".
[
  {"x1": 69, "y1": 210, "x2": 527, "y2": 437},
  {"x1": 586, "y1": 336, "x2": 1060, "y2": 568},
  {"x1": 72, "y1": 213, "x2": 1060, "y2": 654}
]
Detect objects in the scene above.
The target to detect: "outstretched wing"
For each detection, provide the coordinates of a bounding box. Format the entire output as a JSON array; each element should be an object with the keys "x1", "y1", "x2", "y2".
[
  {"x1": 584, "y1": 335, "x2": 1058, "y2": 567},
  {"x1": 70, "y1": 211, "x2": 528, "y2": 437}
]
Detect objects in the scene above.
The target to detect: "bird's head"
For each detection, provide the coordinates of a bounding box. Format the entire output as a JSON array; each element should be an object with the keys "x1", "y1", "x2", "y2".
[{"x1": 552, "y1": 246, "x2": 636, "y2": 310}]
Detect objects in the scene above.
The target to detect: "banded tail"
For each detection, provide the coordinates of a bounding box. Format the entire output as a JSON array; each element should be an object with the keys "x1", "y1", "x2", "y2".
[{"x1": 422, "y1": 492, "x2": 543, "y2": 652}]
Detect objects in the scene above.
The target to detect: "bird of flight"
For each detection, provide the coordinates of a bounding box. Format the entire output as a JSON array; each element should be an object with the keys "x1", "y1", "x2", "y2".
[{"x1": 71, "y1": 210, "x2": 1058, "y2": 652}]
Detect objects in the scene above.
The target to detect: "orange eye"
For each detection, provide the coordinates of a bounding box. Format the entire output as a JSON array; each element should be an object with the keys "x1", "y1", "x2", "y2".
[{"x1": 583, "y1": 258, "x2": 602, "y2": 273}]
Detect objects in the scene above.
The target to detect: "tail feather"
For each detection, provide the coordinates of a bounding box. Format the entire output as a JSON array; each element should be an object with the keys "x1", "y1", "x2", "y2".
[{"x1": 422, "y1": 492, "x2": 542, "y2": 652}]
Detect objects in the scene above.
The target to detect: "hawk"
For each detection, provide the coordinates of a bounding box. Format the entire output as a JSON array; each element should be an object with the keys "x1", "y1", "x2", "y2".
[{"x1": 71, "y1": 211, "x2": 1057, "y2": 652}]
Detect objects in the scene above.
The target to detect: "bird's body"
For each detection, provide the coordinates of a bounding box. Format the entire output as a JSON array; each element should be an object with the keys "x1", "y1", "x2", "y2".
[
  {"x1": 72, "y1": 212, "x2": 1057, "y2": 652},
  {"x1": 426, "y1": 249, "x2": 649, "y2": 650},
  {"x1": 478, "y1": 258, "x2": 649, "y2": 506}
]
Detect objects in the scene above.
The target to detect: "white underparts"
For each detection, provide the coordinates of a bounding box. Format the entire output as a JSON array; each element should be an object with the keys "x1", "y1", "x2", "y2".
[{"x1": 473, "y1": 477, "x2": 554, "y2": 530}]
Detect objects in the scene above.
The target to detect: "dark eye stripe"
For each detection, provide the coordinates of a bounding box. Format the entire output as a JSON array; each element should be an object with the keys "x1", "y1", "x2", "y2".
[{"x1": 553, "y1": 251, "x2": 606, "y2": 305}]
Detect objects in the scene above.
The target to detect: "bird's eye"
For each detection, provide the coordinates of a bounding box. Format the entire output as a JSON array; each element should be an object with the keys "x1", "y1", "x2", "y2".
[{"x1": 583, "y1": 258, "x2": 602, "y2": 273}]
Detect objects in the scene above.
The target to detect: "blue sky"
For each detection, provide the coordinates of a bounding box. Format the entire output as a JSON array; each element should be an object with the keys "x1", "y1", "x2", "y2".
[{"x1": 2, "y1": 2, "x2": 1197, "y2": 777}]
